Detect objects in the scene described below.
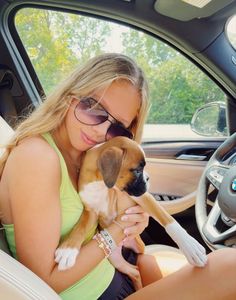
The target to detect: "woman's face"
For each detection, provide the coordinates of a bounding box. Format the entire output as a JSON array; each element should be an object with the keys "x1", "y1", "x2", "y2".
[{"x1": 65, "y1": 80, "x2": 141, "y2": 152}]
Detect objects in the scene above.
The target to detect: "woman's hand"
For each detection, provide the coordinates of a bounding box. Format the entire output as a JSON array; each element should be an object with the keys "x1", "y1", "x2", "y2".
[{"x1": 121, "y1": 205, "x2": 149, "y2": 242}]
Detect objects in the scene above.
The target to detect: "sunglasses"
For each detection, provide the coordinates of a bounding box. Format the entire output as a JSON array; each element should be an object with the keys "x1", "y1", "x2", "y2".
[{"x1": 74, "y1": 97, "x2": 134, "y2": 141}]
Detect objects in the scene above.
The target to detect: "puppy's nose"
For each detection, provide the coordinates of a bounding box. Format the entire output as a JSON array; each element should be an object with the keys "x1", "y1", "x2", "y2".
[{"x1": 144, "y1": 171, "x2": 149, "y2": 181}]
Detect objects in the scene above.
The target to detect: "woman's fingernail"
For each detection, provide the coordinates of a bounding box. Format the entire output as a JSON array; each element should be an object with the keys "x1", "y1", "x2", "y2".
[
  {"x1": 121, "y1": 215, "x2": 128, "y2": 221},
  {"x1": 125, "y1": 208, "x2": 132, "y2": 213},
  {"x1": 124, "y1": 229, "x2": 129, "y2": 235}
]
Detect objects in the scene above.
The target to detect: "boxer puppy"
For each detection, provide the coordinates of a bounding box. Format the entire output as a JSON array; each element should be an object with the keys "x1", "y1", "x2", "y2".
[{"x1": 55, "y1": 137, "x2": 207, "y2": 288}]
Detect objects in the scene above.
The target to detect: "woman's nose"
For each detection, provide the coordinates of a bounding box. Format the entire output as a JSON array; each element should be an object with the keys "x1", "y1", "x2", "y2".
[{"x1": 92, "y1": 120, "x2": 111, "y2": 139}]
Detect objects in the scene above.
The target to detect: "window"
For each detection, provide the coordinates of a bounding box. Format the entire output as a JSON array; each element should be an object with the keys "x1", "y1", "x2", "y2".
[{"x1": 15, "y1": 7, "x2": 227, "y2": 141}]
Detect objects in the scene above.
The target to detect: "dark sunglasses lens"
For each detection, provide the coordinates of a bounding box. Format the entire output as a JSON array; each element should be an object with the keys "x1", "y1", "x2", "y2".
[
  {"x1": 75, "y1": 98, "x2": 108, "y2": 125},
  {"x1": 106, "y1": 123, "x2": 133, "y2": 140}
]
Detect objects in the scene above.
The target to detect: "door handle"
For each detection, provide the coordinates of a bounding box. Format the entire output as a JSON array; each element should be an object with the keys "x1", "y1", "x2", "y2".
[{"x1": 176, "y1": 154, "x2": 207, "y2": 161}]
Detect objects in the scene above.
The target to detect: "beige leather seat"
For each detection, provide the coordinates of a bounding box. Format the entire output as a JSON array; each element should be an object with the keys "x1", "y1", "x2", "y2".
[
  {"x1": 145, "y1": 244, "x2": 187, "y2": 277},
  {"x1": 0, "y1": 116, "x2": 14, "y2": 155},
  {"x1": 0, "y1": 116, "x2": 187, "y2": 299},
  {"x1": 0, "y1": 248, "x2": 61, "y2": 300}
]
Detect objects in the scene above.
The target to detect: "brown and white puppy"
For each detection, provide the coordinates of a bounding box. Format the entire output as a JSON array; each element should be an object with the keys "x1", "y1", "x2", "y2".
[{"x1": 55, "y1": 137, "x2": 207, "y2": 289}]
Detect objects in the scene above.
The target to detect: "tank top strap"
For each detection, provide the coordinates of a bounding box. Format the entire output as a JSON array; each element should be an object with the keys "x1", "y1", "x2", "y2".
[
  {"x1": 41, "y1": 132, "x2": 72, "y2": 192},
  {"x1": 41, "y1": 132, "x2": 67, "y2": 170}
]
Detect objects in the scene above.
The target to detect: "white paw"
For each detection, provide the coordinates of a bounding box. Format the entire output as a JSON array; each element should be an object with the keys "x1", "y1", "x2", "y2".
[
  {"x1": 165, "y1": 221, "x2": 208, "y2": 268},
  {"x1": 55, "y1": 248, "x2": 79, "y2": 271},
  {"x1": 180, "y1": 235, "x2": 208, "y2": 267}
]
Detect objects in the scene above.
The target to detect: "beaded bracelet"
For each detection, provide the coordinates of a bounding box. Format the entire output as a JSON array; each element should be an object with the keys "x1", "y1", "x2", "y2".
[{"x1": 93, "y1": 232, "x2": 111, "y2": 258}]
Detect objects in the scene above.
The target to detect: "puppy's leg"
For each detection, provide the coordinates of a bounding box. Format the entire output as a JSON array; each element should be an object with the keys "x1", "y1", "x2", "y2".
[
  {"x1": 131, "y1": 192, "x2": 208, "y2": 267},
  {"x1": 131, "y1": 192, "x2": 174, "y2": 227},
  {"x1": 110, "y1": 188, "x2": 145, "y2": 253},
  {"x1": 55, "y1": 209, "x2": 97, "y2": 270},
  {"x1": 97, "y1": 189, "x2": 143, "y2": 289}
]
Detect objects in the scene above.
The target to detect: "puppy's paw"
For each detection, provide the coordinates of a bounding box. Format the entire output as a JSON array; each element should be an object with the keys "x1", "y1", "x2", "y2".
[
  {"x1": 165, "y1": 221, "x2": 208, "y2": 268},
  {"x1": 55, "y1": 248, "x2": 79, "y2": 271},
  {"x1": 183, "y1": 236, "x2": 208, "y2": 267}
]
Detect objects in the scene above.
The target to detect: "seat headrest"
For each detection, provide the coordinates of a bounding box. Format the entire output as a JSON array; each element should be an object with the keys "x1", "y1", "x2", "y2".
[{"x1": 0, "y1": 116, "x2": 14, "y2": 157}]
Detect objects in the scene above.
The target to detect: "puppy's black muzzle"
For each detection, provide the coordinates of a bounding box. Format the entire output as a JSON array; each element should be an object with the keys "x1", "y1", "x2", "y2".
[{"x1": 124, "y1": 175, "x2": 148, "y2": 197}]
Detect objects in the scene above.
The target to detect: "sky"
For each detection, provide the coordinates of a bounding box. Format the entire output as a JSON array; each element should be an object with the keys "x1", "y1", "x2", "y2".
[{"x1": 104, "y1": 22, "x2": 129, "y2": 52}]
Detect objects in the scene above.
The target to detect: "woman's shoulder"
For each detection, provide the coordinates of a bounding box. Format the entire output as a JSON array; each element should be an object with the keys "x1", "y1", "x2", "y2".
[{"x1": 8, "y1": 135, "x2": 60, "y2": 170}]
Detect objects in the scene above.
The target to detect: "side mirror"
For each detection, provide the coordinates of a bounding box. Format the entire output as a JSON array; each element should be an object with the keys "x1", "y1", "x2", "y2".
[{"x1": 191, "y1": 102, "x2": 228, "y2": 137}]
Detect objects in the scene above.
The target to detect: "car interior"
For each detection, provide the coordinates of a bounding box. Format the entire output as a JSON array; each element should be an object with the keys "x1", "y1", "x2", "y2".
[{"x1": 0, "y1": 0, "x2": 236, "y2": 299}]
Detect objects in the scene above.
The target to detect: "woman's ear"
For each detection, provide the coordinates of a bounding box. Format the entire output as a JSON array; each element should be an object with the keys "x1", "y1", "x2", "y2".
[
  {"x1": 68, "y1": 95, "x2": 77, "y2": 107},
  {"x1": 97, "y1": 147, "x2": 123, "y2": 188}
]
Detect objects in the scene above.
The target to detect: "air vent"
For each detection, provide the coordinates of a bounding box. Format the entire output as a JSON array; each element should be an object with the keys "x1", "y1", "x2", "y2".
[{"x1": 152, "y1": 194, "x2": 180, "y2": 201}]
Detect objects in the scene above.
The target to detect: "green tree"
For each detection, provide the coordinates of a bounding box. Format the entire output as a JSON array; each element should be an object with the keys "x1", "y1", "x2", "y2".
[
  {"x1": 15, "y1": 9, "x2": 225, "y2": 125},
  {"x1": 15, "y1": 8, "x2": 111, "y2": 94},
  {"x1": 121, "y1": 29, "x2": 225, "y2": 124},
  {"x1": 148, "y1": 55, "x2": 225, "y2": 124}
]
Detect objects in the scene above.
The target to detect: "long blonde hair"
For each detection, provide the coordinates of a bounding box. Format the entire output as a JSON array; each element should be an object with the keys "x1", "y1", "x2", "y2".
[{"x1": 0, "y1": 53, "x2": 149, "y2": 176}]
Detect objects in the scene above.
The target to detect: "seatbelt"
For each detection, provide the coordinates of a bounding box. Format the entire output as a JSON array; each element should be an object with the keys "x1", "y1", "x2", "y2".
[{"x1": 0, "y1": 68, "x2": 17, "y2": 126}]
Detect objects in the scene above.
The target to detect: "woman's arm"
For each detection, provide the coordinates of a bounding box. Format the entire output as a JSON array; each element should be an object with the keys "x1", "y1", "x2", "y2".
[{"x1": 6, "y1": 137, "x2": 130, "y2": 293}]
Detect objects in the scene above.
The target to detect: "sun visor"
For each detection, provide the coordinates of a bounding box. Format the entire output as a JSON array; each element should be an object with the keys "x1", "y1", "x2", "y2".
[{"x1": 154, "y1": 0, "x2": 235, "y2": 21}]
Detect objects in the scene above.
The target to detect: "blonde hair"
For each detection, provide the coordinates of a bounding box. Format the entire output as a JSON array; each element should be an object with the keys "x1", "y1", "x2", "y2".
[{"x1": 0, "y1": 53, "x2": 149, "y2": 176}]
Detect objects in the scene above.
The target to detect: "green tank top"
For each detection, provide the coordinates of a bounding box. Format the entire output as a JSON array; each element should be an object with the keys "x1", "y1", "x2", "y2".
[{"x1": 3, "y1": 132, "x2": 114, "y2": 300}]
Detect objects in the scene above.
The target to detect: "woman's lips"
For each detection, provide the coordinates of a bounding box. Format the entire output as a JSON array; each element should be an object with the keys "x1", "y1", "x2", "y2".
[{"x1": 81, "y1": 131, "x2": 97, "y2": 146}]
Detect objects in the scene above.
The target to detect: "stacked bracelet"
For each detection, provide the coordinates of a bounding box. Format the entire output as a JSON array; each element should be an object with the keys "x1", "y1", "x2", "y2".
[
  {"x1": 93, "y1": 229, "x2": 117, "y2": 258},
  {"x1": 100, "y1": 229, "x2": 117, "y2": 252}
]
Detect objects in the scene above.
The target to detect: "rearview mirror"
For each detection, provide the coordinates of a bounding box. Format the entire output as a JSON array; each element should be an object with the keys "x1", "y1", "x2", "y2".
[{"x1": 191, "y1": 102, "x2": 228, "y2": 137}]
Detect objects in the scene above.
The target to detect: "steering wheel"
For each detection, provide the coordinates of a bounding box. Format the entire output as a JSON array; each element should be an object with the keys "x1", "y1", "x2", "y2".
[{"x1": 196, "y1": 132, "x2": 236, "y2": 250}]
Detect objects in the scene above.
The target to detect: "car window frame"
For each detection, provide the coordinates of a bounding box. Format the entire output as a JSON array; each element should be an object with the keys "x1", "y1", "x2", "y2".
[{"x1": 2, "y1": 2, "x2": 235, "y2": 139}]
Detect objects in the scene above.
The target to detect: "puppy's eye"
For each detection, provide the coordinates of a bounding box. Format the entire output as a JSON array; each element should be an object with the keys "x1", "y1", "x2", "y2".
[
  {"x1": 130, "y1": 167, "x2": 143, "y2": 175},
  {"x1": 140, "y1": 160, "x2": 146, "y2": 168}
]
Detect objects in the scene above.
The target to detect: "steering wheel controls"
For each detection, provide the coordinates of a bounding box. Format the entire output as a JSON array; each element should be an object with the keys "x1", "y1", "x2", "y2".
[
  {"x1": 221, "y1": 212, "x2": 235, "y2": 227},
  {"x1": 207, "y1": 166, "x2": 227, "y2": 189},
  {"x1": 218, "y1": 165, "x2": 236, "y2": 221}
]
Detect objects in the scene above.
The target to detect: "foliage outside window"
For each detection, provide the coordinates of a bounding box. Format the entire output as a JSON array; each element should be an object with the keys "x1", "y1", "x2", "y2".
[{"x1": 15, "y1": 8, "x2": 226, "y2": 126}]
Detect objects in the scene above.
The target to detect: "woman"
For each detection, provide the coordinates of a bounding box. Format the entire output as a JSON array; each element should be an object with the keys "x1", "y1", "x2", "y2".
[{"x1": 0, "y1": 53, "x2": 236, "y2": 300}]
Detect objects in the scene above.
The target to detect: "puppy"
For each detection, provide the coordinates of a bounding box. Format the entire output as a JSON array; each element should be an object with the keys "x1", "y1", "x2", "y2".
[{"x1": 55, "y1": 137, "x2": 207, "y2": 289}]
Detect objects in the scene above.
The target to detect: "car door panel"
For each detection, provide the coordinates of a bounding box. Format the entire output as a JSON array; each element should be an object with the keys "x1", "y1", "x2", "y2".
[
  {"x1": 143, "y1": 140, "x2": 223, "y2": 199},
  {"x1": 146, "y1": 158, "x2": 206, "y2": 197},
  {"x1": 143, "y1": 141, "x2": 223, "y2": 160},
  {"x1": 141, "y1": 141, "x2": 223, "y2": 247}
]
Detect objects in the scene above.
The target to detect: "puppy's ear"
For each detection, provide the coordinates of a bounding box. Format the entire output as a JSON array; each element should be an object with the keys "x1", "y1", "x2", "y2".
[{"x1": 97, "y1": 147, "x2": 123, "y2": 188}]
